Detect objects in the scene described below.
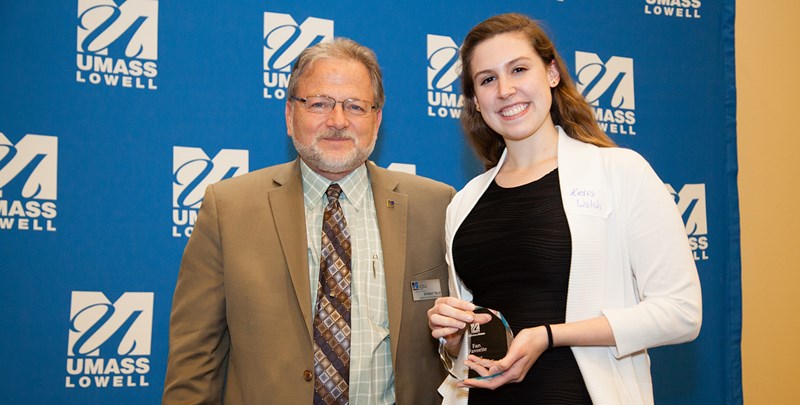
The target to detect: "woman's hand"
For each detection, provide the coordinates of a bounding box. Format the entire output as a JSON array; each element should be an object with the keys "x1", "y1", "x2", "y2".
[
  {"x1": 458, "y1": 325, "x2": 549, "y2": 389},
  {"x1": 427, "y1": 297, "x2": 491, "y2": 356}
]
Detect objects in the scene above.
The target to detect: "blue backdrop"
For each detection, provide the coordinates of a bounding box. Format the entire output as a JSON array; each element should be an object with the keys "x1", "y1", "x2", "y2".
[{"x1": 0, "y1": 0, "x2": 741, "y2": 403}]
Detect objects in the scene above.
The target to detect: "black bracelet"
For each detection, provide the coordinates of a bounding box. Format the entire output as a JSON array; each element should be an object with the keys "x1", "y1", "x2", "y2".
[{"x1": 544, "y1": 324, "x2": 554, "y2": 350}]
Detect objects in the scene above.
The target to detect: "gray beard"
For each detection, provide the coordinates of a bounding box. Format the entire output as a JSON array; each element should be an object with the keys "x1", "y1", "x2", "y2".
[{"x1": 292, "y1": 129, "x2": 376, "y2": 175}]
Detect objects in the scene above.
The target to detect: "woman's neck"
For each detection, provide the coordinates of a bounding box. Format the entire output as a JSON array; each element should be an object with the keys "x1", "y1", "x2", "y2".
[{"x1": 496, "y1": 126, "x2": 559, "y2": 187}]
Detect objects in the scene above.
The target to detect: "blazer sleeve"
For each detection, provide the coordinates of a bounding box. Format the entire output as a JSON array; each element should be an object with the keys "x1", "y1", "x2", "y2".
[
  {"x1": 438, "y1": 192, "x2": 472, "y2": 405},
  {"x1": 163, "y1": 184, "x2": 230, "y2": 403},
  {"x1": 602, "y1": 153, "x2": 703, "y2": 358}
]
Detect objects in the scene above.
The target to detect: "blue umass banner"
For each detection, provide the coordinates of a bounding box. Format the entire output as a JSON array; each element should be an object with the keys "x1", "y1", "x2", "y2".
[{"x1": 0, "y1": 0, "x2": 740, "y2": 403}]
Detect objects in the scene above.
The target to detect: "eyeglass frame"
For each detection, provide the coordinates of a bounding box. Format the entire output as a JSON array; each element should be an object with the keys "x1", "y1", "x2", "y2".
[{"x1": 289, "y1": 95, "x2": 378, "y2": 116}]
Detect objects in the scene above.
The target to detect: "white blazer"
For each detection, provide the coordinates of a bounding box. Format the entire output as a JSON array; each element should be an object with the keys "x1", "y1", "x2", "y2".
[{"x1": 438, "y1": 127, "x2": 702, "y2": 405}]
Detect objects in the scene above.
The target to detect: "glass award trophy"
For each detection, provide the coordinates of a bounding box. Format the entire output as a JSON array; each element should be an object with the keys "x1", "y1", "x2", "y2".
[{"x1": 466, "y1": 307, "x2": 514, "y2": 379}]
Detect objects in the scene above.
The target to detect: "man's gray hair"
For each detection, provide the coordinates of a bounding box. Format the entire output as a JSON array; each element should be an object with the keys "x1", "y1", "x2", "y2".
[{"x1": 286, "y1": 37, "x2": 385, "y2": 108}]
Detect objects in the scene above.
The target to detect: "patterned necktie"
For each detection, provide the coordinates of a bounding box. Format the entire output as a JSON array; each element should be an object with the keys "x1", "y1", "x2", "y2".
[{"x1": 313, "y1": 183, "x2": 351, "y2": 405}]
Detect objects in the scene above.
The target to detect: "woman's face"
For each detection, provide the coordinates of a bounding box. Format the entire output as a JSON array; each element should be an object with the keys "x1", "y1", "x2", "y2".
[{"x1": 469, "y1": 32, "x2": 559, "y2": 143}]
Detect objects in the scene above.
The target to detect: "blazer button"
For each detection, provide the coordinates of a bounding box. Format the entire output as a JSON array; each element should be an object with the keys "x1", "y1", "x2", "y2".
[{"x1": 303, "y1": 370, "x2": 313, "y2": 382}]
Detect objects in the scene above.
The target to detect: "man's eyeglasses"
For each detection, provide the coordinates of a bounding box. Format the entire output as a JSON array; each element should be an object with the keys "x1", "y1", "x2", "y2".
[{"x1": 290, "y1": 95, "x2": 377, "y2": 117}]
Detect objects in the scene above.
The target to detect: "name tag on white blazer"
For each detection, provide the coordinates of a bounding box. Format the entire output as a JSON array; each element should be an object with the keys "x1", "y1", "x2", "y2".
[{"x1": 565, "y1": 186, "x2": 611, "y2": 218}]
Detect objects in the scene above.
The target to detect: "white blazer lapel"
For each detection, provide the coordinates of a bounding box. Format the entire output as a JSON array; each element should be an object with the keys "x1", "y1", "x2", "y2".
[{"x1": 556, "y1": 127, "x2": 612, "y2": 323}]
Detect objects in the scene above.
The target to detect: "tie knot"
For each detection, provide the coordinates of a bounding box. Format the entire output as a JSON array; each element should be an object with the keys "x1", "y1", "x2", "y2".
[{"x1": 325, "y1": 183, "x2": 343, "y2": 202}]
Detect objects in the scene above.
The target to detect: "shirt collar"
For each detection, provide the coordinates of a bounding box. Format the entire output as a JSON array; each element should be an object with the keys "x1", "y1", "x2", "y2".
[{"x1": 300, "y1": 159, "x2": 369, "y2": 211}]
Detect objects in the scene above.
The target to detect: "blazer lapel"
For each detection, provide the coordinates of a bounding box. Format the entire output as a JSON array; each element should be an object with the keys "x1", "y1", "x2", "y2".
[
  {"x1": 556, "y1": 128, "x2": 611, "y2": 323},
  {"x1": 367, "y1": 163, "x2": 407, "y2": 363},
  {"x1": 268, "y1": 159, "x2": 315, "y2": 340}
]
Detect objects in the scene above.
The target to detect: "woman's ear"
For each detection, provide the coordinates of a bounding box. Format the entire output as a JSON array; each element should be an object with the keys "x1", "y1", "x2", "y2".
[{"x1": 548, "y1": 61, "x2": 560, "y2": 87}]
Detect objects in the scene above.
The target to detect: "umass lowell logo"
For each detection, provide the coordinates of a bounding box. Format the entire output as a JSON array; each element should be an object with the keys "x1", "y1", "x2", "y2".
[
  {"x1": 426, "y1": 34, "x2": 463, "y2": 119},
  {"x1": 644, "y1": 0, "x2": 702, "y2": 19},
  {"x1": 66, "y1": 291, "x2": 153, "y2": 388},
  {"x1": 172, "y1": 146, "x2": 248, "y2": 238},
  {"x1": 263, "y1": 12, "x2": 333, "y2": 100},
  {"x1": 575, "y1": 51, "x2": 636, "y2": 136},
  {"x1": 0, "y1": 133, "x2": 57, "y2": 232},
  {"x1": 76, "y1": 0, "x2": 159, "y2": 90},
  {"x1": 666, "y1": 183, "x2": 709, "y2": 261}
]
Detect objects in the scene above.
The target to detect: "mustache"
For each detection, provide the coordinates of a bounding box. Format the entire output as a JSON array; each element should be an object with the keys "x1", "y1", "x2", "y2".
[{"x1": 316, "y1": 129, "x2": 355, "y2": 141}]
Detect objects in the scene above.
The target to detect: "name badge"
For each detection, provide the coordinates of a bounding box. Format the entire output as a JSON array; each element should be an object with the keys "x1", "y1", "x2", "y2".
[
  {"x1": 410, "y1": 279, "x2": 442, "y2": 301},
  {"x1": 566, "y1": 186, "x2": 611, "y2": 218},
  {"x1": 569, "y1": 187, "x2": 602, "y2": 210}
]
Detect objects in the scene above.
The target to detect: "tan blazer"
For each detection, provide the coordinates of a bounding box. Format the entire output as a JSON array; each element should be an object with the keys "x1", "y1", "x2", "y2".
[{"x1": 163, "y1": 159, "x2": 455, "y2": 404}]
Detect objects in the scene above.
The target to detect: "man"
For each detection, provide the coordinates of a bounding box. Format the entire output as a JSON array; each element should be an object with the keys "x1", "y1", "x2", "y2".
[{"x1": 163, "y1": 38, "x2": 454, "y2": 404}]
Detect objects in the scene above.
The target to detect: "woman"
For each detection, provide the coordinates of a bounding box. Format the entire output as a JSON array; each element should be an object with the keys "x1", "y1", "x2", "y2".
[{"x1": 427, "y1": 13, "x2": 702, "y2": 404}]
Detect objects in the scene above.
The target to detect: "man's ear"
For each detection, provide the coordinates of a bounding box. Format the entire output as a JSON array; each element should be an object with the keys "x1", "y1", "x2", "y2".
[{"x1": 285, "y1": 100, "x2": 293, "y2": 137}]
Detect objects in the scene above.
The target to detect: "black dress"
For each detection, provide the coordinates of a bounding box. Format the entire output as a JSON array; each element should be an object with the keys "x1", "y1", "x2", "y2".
[{"x1": 453, "y1": 169, "x2": 592, "y2": 404}]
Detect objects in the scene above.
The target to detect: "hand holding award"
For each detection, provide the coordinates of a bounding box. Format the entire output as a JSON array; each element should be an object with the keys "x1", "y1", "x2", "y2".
[{"x1": 466, "y1": 307, "x2": 514, "y2": 379}]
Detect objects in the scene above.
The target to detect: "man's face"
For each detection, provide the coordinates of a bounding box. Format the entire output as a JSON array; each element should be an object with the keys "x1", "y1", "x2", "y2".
[{"x1": 286, "y1": 58, "x2": 382, "y2": 180}]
